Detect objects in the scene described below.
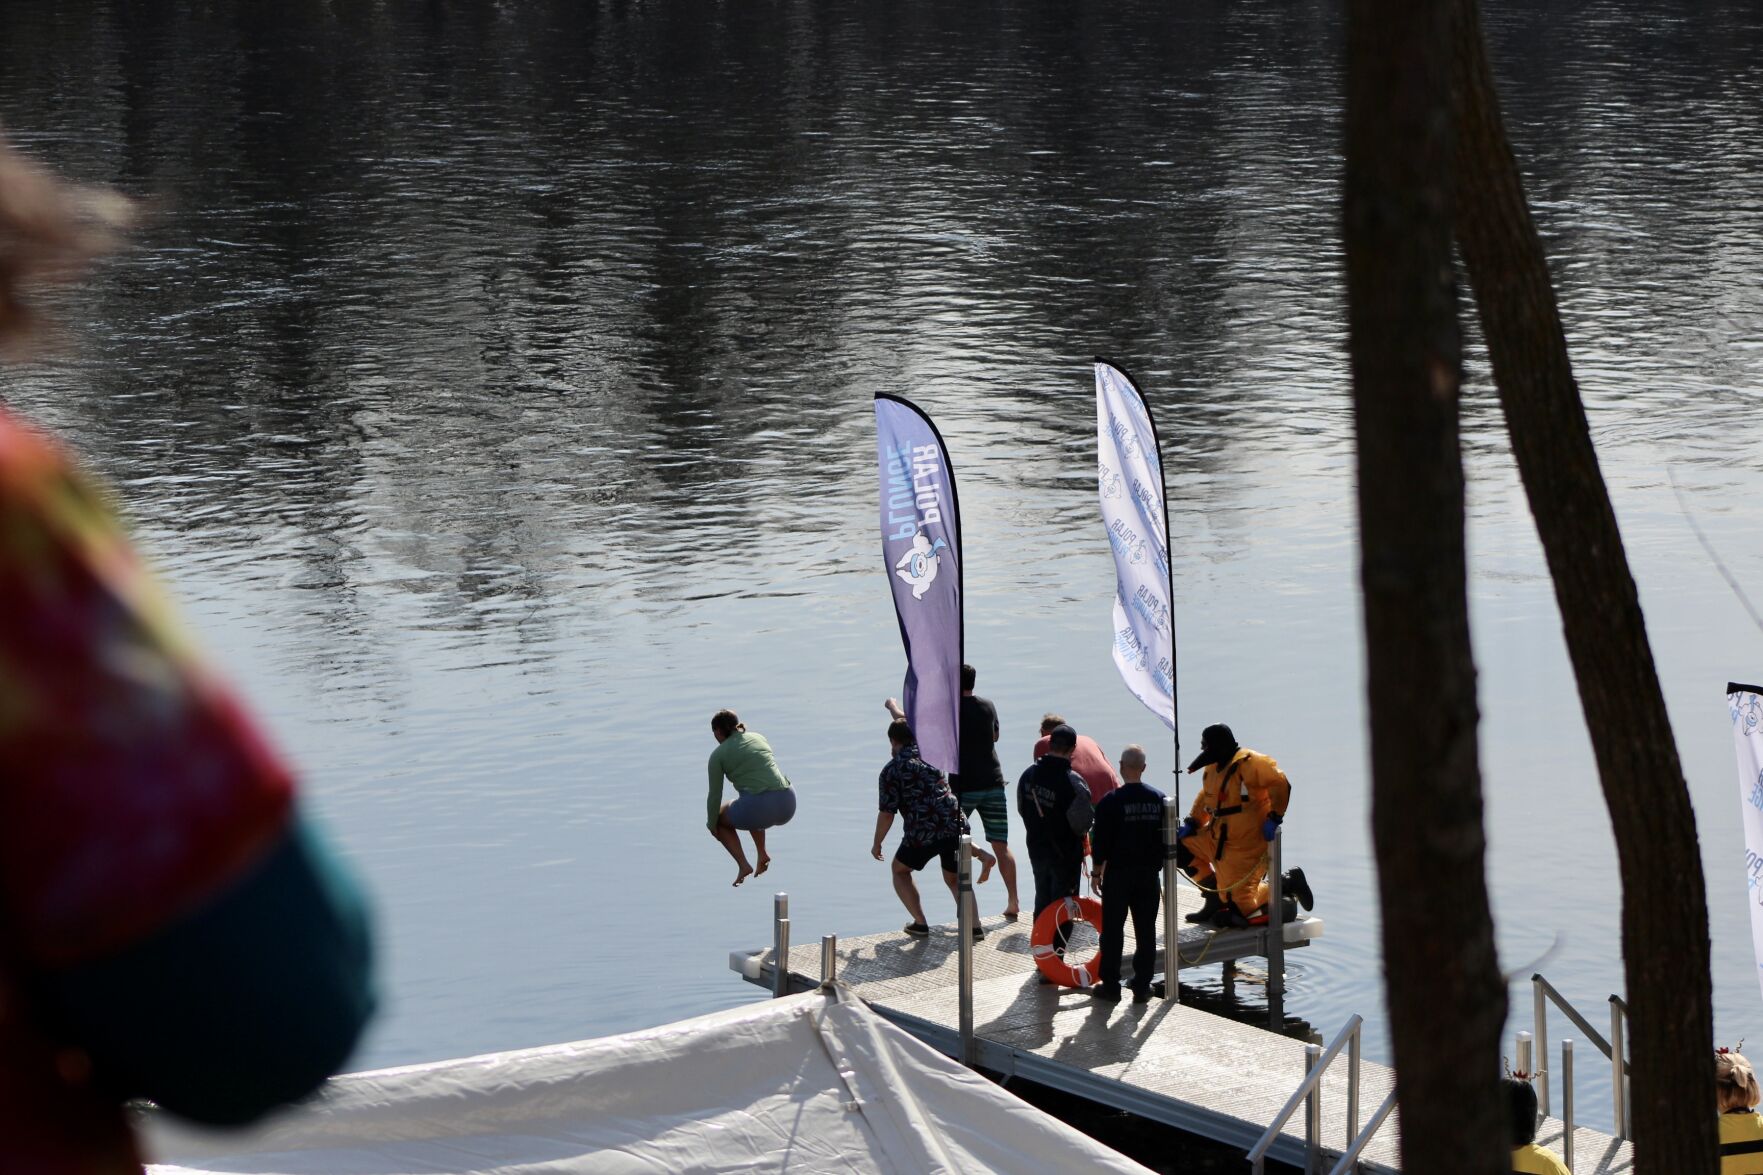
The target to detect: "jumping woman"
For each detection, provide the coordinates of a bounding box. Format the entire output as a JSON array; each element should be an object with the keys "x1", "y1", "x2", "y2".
[{"x1": 706, "y1": 709, "x2": 797, "y2": 886}]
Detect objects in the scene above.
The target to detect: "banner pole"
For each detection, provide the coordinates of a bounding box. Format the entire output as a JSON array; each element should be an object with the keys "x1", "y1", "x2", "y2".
[
  {"x1": 1097, "y1": 357, "x2": 1181, "y2": 1001},
  {"x1": 873, "y1": 393, "x2": 964, "y2": 775}
]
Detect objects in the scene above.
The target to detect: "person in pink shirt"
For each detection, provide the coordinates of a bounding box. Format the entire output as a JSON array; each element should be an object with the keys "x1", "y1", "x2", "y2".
[{"x1": 1033, "y1": 714, "x2": 1118, "y2": 804}]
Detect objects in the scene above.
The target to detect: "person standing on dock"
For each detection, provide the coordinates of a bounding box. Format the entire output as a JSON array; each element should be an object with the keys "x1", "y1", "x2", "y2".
[
  {"x1": 1017, "y1": 724, "x2": 1094, "y2": 940},
  {"x1": 1034, "y1": 713, "x2": 1118, "y2": 804},
  {"x1": 1175, "y1": 723, "x2": 1310, "y2": 928},
  {"x1": 871, "y1": 713, "x2": 986, "y2": 939},
  {"x1": 947, "y1": 666, "x2": 1021, "y2": 920},
  {"x1": 706, "y1": 710, "x2": 796, "y2": 887},
  {"x1": 1089, "y1": 745, "x2": 1165, "y2": 1003}
]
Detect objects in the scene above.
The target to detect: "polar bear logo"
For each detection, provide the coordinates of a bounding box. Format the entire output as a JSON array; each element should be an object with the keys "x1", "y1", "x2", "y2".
[
  {"x1": 895, "y1": 533, "x2": 948, "y2": 600},
  {"x1": 1099, "y1": 463, "x2": 1123, "y2": 500}
]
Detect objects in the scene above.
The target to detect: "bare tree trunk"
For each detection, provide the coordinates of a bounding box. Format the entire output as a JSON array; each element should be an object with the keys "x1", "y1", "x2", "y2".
[
  {"x1": 1343, "y1": 2, "x2": 1508, "y2": 1169},
  {"x1": 1448, "y1": 2, "x2": 1717, "y2": 1164}
]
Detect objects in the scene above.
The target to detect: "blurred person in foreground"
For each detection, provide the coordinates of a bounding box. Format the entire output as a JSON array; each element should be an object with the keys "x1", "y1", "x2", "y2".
[{"x1": 0, "y1": 133, "x2": 374, "y2": 1172}]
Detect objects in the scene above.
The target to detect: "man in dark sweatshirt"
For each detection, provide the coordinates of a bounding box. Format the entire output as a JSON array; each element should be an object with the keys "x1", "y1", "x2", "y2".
[
  {"x1": 1016, "y1": 723, "x2": 1094, "y2": 937},
  {"x1": 1090, "y1": 743, "x2": 1166, "y2": 1002}
]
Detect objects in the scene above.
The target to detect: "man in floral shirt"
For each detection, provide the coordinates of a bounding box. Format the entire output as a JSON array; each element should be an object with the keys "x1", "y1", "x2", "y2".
[{"x1": 870, "y1": 707, "x2": 980, "y2": 940}]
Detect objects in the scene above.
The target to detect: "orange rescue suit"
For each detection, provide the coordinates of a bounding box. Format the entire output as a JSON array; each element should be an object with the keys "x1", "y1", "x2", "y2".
[{"x1": 1181, "y1": 748, "x2": 1291, "y2": 916}]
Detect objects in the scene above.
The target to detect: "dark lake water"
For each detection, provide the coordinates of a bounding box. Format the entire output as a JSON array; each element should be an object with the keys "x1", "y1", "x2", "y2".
[{"x1": 4, "y1": 0, "x2": 1762, "y2": 1137}]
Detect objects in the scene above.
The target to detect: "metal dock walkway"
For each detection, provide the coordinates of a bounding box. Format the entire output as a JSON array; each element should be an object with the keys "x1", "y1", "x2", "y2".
[{"x1": 731, "y1": 882, "x2": 1634, "y2": 1173}]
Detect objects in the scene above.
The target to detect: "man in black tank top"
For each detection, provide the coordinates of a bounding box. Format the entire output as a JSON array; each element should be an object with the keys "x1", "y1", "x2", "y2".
[{"x1": 948, "y1": 664, "x2": 1020, "y2": 919}]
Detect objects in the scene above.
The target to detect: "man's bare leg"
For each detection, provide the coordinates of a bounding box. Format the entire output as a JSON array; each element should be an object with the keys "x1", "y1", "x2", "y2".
[
  {"x1": 892, "y1": 861, "x2": 929, "y2": 926},
  {"x1": 973, "y1": 845, "x2": 996, "y2": 886},
  {"x1": 712, "y1": 806, "x2": 754, "y2": 886},
  {"x1": 751, "y1": 828, "x2": 772, "y2": 876},
  {"x1": 940, "y1": 867, "x2": 981, "y2": 931},
  {"x1": 992, "y1": 841, "x2": 1021, "y2": 919}
]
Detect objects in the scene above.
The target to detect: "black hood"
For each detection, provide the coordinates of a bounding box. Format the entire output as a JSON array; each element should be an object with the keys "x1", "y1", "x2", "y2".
[{"x1": 1186, "y1": 723, "x2": 1239, "y2": 773}]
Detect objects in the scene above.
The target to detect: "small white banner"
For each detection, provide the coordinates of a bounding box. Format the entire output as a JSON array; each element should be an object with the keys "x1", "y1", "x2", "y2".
[
  {"x1": 1095, "y1": 361, "x2": 1175, "y2": 730},
  {"x1": 1729, "y1": 682, "x2": 1763, "y2": 1005}
]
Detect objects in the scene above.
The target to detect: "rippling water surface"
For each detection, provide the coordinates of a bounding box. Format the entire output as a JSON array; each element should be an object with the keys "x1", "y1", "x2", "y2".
[{"x1": 4, "y1": 0, "x2": 1762, "y2": 1135}]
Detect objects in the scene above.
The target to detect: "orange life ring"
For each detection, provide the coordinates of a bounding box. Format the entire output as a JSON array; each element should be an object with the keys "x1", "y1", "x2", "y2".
[{"x1": 1030, "y1": 895, "x2": 1104, "y2": 988}]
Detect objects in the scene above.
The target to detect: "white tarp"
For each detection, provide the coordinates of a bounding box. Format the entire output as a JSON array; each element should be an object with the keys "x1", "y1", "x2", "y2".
[
  {"x1": 144, "y1": 986, "x2": 1154, "y2": 1174},
  {"x1": 1730, "y1": 682, "x2": 1763, "y2": 1005}
]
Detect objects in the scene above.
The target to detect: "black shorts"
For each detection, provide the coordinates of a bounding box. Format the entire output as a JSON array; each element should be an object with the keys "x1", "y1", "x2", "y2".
[{"x1": 894, "y1": 836, "x2": 960, "y2": 874}]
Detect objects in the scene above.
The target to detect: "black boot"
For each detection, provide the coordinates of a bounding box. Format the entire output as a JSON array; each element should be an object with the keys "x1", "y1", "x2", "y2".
[
  {"x1": 1212, "y1": 903, "x2": 1252, "y2": 929},
  {"x1": 1283, "y1": 867, "x2": 1314, "y2": 912},
  {"x1": 1185, "y1": 889, "x2": 1223, "y2": 924},
  {"x1": 1280, "y1": 893, "x2": 1299, "y2": 924}
]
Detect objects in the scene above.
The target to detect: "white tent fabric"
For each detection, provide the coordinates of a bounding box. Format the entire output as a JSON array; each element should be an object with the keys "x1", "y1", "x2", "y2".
[{"x1": 144, "y1": 986, "x2": 1155, "y2": 1174}]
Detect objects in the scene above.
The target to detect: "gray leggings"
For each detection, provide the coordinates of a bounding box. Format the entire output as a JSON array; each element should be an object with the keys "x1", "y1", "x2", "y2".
[{"x1": 727, "y1": 787, "x2": 797, "y2": 831}]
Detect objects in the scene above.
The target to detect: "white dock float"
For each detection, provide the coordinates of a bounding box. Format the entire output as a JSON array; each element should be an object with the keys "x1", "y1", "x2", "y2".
[{"x1": 732, "y1": 884, "x2": 1633, "y2": 1173}]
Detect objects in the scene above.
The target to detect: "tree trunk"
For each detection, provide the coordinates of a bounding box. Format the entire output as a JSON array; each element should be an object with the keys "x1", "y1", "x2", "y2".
[
  {"x1": 1343, "y1": 2, "x2": 1508, "y2": 1170},
  {"x1": 1448, "y1": 2, "x2": 1718, "y2": 1164}
]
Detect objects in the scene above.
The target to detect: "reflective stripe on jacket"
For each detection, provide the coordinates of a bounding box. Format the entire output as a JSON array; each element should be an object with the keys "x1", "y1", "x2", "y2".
[{"x1": 1723, "y1": 1110, "x2": 1763, "y2": 1174}]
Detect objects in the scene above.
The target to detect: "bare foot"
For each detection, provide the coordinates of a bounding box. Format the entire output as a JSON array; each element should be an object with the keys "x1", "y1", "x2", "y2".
[
  {"x1": 976, "y1": 852, "x2": 995, "y2": 886},
  {"x1": 733, "y1": 863, "x2": 754, "y2": 887},
  {"x1": 754, "y1": 854, "x2": 772, "y2": 877},
  {"x1": 1002, "y1": 904, "x2": 1020, "y2": 921}
]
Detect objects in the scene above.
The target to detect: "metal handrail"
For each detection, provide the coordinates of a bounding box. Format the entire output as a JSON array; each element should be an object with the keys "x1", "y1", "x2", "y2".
[
  {"x1": 1248, "y1": 1013, "x2": 1364, "y2": 1174},
  {"x1": 1534, "y1": 974, "x2": 1613, "y2": 1057},
  {"x1": 1532, "y1": 973, "x2": 1630, "y2": 1137},
  {"x1": 1327, "y1": 1088, "x2": 1398, "y2": 1175}
]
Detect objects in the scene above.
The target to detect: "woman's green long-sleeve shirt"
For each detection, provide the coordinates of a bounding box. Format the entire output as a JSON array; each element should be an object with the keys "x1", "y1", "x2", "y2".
[{"x1": 707, "y1": 731, "x2": 792, "y2": 830}]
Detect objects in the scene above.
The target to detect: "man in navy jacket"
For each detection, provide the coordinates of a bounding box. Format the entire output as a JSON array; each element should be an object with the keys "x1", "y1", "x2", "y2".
[
  {"x1": 1016, "y1": 724, "x2": 1094, "y2": 931},
  {"x1": 1090, "y1": 744, "x2": 1165, "y2": 1002}
]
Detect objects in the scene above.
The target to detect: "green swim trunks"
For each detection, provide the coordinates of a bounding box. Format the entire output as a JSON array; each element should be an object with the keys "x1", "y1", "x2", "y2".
[{"x1": 959, "y1": 786, "x2": 1010, "y2": 844}]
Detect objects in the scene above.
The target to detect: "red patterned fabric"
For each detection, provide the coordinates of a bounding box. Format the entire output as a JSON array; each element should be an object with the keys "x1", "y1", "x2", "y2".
[{"x1": 0, "y1": 408, "x2": 296, "y2": 1171}]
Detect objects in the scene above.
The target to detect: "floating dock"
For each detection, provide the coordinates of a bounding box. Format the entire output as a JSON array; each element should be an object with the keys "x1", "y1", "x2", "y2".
[{"x1": 731, "y1": 881, "x2": 1634, "y2": 1173}]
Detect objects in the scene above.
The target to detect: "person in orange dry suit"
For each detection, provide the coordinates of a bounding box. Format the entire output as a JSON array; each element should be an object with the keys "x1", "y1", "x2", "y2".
[{"x1": 1174, "y1": 723, "x2": 1312, "y2": 928}]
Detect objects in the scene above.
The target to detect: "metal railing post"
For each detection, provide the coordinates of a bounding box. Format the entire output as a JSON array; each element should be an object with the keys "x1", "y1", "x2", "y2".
[
  {"x1": 1348, "y1": 1025, "x2": 1361, "y2": 1154},
  {"x1": 957, "y1": 835, "x2": 975, "y2": 1067},
  {"x1": 772, "y1": 893, "x2": 791, "y2": 998},
  {"x1": 1304, "y1": 1042, "x2": 1322, "y2": 1174},
  {"x1": 1327, "y1": 1089, "x2": 1398, "y2": 1175},
  {"x1": 1608, "y1": 996, "x2": 1627, "y2": 1138},
  {"x1": 1516, "y1": 1030, "x2": 1533, "y2": 1086},
  {"x1": 1247, "y1": 1014, "x2": 1363, "y2": 1174},
  {"x1": 820, "y1": 934, "x2": 837, "y2": 989},
  {"x1": 1268, "y1": 827, "x2": 1285, "y2": 1029},
  {"x1": 1562, "y1": 1038, "x2": 1575, "y2": 1173},
  {"x1": 1533, "y1": 975, "x2": 1550, "y2": 1117},
  {"x1": 1162, "y1": 796, "x2": 1181, "y2": 1003}
]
